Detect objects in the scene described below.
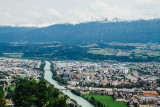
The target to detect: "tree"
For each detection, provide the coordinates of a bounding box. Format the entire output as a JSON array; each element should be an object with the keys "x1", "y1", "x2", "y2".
[
  {"x1": 6, "y1": 87, "x2": 14, "y2": 99},
  {"x1": 13, "y1": 77, "x2": 37, "y2": 106},
  {"x1": 47, "y1": 95, "x2": 68, "y2": 107},
  {"x1": 0, "y1": 86, "x2": 4, "y2": 98},
  {"x1": 0, "y1": 86, "x2": 5, "y2": 106},
  {"x1": 97, "y1": 101, "x2": 100, "y2": 107},
  {"x1": 12, "y1": 77, "x2": 67, "y2": 107},
  {"x1": 35, "y1": 79, "x2": 49, "y2": 106}
]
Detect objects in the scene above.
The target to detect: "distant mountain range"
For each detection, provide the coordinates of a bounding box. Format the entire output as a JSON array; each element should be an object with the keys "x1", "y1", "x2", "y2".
[{"x1": 0, "y1": 19, "x2": 160, "y2": 44}]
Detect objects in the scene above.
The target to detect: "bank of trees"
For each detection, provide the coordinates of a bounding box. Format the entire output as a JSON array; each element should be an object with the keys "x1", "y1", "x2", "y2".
[
  {"x1": 13, "y1": 77, "x2": 68, "y2": 107},
  {"x1": 51, "y1": 63, "x2": 68, "y2": 86},
  {"x1": 34, "y1": 61, "x2": 45, "y2": 78},
  {"x1": 71, "y1": 90, "x2": 81, "y2": 96}
]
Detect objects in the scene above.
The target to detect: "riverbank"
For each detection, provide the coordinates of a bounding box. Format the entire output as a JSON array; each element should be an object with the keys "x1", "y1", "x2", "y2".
[
  {"x1": 44, "y1": 61, "x2": 94, "y2": 107},
  {"x1": 50, "y1": 62, "x2": 68, "y2": 86}
]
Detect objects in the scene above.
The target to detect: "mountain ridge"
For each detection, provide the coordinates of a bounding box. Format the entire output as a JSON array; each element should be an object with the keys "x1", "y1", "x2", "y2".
[{"x1": 0, "y1": 19, "x2": 160, "y2": 44}]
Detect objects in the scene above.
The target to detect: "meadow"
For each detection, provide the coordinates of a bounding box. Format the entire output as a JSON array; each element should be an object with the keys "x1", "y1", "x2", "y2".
[{"x1": 84, "y1": 94, "x2": 127, "y2": 107}]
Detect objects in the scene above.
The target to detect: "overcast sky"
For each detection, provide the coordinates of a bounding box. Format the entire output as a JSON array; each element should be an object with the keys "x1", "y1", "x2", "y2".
[{"x1": 0, "y1": 0, "x2": 160, "y2": 27}]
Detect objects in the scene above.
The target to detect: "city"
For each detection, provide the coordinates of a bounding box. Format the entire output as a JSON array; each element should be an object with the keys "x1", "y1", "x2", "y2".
[
  {"x1": 1, "y1": 58, "x2": 160, "y2": 106},
  {"x1": 52, "y1": 60, "x2": 160, "y2": 106}
]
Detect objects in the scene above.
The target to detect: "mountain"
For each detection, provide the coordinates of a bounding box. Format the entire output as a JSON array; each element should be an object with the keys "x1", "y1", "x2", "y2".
[{"x1": 0, "y1": 19, "x2": 160, "y2": 44}]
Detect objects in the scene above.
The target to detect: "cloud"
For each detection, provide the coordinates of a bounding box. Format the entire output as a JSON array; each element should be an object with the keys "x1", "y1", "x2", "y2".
[
  {"x1": 4, "y1": 12, "x2": 11, "y2": 18},
  {"x1": 0, "y1": 0, "x2": 160, "y2": 27},
  {"x1": 47, "y1": 8, "x2": 63, "y2": 18}
]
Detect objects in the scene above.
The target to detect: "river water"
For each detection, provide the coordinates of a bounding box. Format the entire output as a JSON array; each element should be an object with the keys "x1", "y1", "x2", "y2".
[{"x1": 44, "y1": 61, "x2": 94, "y2": 107}]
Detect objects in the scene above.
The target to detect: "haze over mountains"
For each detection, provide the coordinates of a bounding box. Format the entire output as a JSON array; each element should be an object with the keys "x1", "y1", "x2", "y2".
[{"x1": 0, "y1": 19, "x2": 160, "y2": 44}]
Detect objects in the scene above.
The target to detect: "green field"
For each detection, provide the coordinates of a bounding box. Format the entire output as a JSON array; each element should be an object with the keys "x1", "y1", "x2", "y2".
[
  {"x1": 10, "y1": 85, "x2": 16, "y2": 91},
  {"x1": 6, "y1": 85, "x2": 16, "y2": 91},
  {"x1": 84, "y1": 94, "x2": 127, "y2": 107}
]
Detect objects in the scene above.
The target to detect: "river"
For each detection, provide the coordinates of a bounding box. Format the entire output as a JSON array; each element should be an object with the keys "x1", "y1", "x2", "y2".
[{"x1": 44, "y1": 61, "x2": 94, "y2": 107}]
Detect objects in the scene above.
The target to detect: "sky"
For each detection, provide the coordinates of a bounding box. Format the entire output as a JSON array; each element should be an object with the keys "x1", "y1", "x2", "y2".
[{"x1": 0, "y1": 0, "x2": 160, "y2": 27}]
